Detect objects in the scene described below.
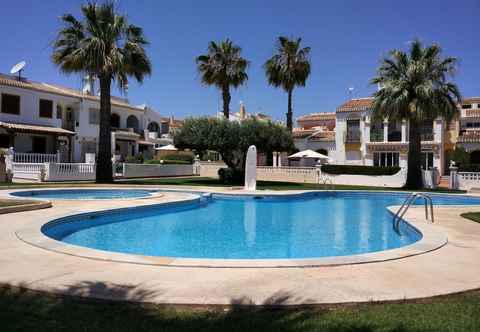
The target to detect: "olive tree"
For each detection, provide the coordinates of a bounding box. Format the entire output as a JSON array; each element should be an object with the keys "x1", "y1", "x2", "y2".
[{"x1": 174, "y1": 117, "x2": 294, "y2": 173}]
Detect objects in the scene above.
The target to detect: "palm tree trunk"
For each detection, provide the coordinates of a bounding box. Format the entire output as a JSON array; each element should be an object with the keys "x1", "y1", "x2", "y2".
[
  {"x1": 96, "y1": 74, "x2": 113, "y2": 183},
  {"x1": 405, "y1": 118, "x2": 423, "y2": 189},
  {"x1": 286, "y1": 89, "x2": 293, "y2": 132},
  {"x1": 222, "y1": 85, "x2": 231, "y2": 119}
]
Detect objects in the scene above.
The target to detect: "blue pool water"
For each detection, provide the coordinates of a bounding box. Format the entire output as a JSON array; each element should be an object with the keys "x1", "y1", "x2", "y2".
[
  {"x1": 12, "y1": 189, "x2": 154, "y2": 200},
  {"x1": 42, "y1": 192, "x2": 480, "y2": 259}
]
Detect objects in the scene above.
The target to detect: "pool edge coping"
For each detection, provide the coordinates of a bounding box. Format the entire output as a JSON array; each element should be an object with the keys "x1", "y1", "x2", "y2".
[{"x1": 14, "y1": 189, "x2": 450, "y2": 268}]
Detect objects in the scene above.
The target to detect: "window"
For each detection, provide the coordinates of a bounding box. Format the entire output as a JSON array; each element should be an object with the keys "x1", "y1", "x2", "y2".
[
  {"x1": 462, "y1": 104, "x2": 472, "y2": 109},
  {"x1": 56, "y1": 105, "x2": 62, "y2": 119},
  {"x1": 126, "y1": 115, "x2": 139, "y2": 131},
  {"x1": 370, "y1": 121, "x2": 384, "y2": 142},
  {"x1": 373, "y1": 152, "x2": 400, "y2": 167},
  {"x1": 421, "y1": 152, "x2": 434, "y2": 170},
  {"x1": 89, "y1": 108, "x2": 100, "y2": 124},
  {"x1": 387, "y1": 121, "x2": 402, "y2": 142},
  {"x1": 39, "y1": 99, "x2": 53, "y2": 118},
  {"x1": 32, "y1": 136, "x2": 47, "y2": 154},
  {"x1": 1, "y1": 94, "x2": 20, "y2": 115},
  {"x1": 346, "y1": 119, "x2": 361, "y2": 142},
  {"x1": 111, "y1": 113, "x2": 120, "y2": 128}
]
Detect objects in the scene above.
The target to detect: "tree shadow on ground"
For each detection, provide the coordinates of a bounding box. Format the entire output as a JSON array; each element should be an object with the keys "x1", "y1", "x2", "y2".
[{"x1": 0, "y1": 282, "x2": 462, "y2": 332}]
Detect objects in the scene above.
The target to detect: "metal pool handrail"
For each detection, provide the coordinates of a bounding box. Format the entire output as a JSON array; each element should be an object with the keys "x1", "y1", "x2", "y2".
[{"x1": 393, "y1": 192, "x2": 434, "y2": 232}]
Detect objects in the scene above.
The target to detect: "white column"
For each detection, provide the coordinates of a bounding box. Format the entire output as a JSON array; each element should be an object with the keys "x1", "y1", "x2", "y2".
[
  {"x1": 383, "y1": 119, "x2": 389, "y2": 142},
  {"x1": 278, "y1": 153, "x2": 282, "y2": 167},
  {"x1": 273, "y1": 152, "x2": 277, "y2": 167},
  {"x1": 401, "y1": 119, "x2": 407, "y2": 143}
]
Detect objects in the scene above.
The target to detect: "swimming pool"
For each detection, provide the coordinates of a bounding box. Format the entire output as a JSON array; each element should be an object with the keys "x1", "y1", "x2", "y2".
[
  {"x1": 41, "y1": 191, "x2": 480, "y2": 260},
  {"x1": 12, "y1": 189, "x2": 155, "y2": 200}
]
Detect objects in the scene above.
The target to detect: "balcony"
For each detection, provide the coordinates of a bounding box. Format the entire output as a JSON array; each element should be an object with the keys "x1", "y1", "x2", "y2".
[
  {"x1": 420, "y1": 132, "x2": 434, "y2": 141},
  {"x1": 388, "y1": 131, "x2": 402, "y2": 142},
  {"x1": 370, "y1": 131, "x2": 384, "y2": 142},
  {"x1": 345, "y1": 130, "x2": 361, "y2": 143}
]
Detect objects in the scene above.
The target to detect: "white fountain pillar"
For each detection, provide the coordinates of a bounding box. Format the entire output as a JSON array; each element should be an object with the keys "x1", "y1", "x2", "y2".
[{"x1": 244, "y1": 145, "x2": 257, "y2": 191}]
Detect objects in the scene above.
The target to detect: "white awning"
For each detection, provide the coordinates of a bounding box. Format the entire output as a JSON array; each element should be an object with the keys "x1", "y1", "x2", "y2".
[{"x1": 0, "y1": 121, "x2": 76, "y2": 135}]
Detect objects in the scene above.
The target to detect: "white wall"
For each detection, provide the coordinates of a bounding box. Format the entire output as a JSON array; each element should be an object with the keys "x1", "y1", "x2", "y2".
[{"x1": 122, "y1": 163, "x2": 194, "y2": 178}]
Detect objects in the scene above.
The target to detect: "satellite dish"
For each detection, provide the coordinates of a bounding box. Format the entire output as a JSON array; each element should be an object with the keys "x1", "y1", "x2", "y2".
[{"x1": 10, "y1": 61, "x2": 26, "y2": 80}]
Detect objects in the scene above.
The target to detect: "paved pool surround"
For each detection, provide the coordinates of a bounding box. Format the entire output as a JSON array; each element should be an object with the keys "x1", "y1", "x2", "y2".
[{"x1": 1, "y1": 186, "x2": 480, "y2": 305}]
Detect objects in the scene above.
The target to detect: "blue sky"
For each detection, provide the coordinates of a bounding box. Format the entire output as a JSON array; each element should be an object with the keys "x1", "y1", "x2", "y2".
[{"x1": 0, "y1": 0, "x2": 478, "y2": 121}]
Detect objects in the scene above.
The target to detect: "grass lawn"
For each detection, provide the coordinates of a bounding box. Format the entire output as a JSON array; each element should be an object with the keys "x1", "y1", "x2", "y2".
[
  {"x1": 461, "y1": 212, "x2": 480, "y2": 223},
  {"x1": 1, "y1": 285, "x2": 480, "y2": 331},
  {"x1": 0, "y1": 177, "x2": 465, "y2": 193},
  {"x1": 118, "y1": 177, "x2": 465, "y2": 193}
]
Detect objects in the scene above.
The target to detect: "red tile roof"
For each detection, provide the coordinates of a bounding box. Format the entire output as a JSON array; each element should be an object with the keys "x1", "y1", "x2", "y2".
[
  {"x1": 336, "y1": 98, "x2": 373, "y2": 113},
  {"x1": 297, "y1": 112, "x2": 336, "y2": 121},
  {"x1": 309, "y1": 131, "x2": 335, "y2": 142},
  {"x1": 461, "y1": 97, "x2": 480, "y2": 105}
]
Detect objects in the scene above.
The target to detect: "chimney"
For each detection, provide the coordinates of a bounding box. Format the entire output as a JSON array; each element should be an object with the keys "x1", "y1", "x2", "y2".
[
  {"x1": 239, "y1": 102, "x2": 246, "y2": 120},
  {"x1": 82, "y1": 74, "x2": 96, "y2": 96}
]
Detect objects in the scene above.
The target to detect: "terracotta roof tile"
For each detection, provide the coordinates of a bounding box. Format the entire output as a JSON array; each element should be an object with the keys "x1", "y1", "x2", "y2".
[
  {"x1": 336, "y1": 98, "x2": 373, "y2": 113},
  {"x1": 309, "y1": 131, "x2": 335, "y2": 142},
  {"x1": 461, "y1": 97, "x2": 480, "y2": 105},
  {"x1": 297, "y1": 112, "x2": 336, "y2": 121}
]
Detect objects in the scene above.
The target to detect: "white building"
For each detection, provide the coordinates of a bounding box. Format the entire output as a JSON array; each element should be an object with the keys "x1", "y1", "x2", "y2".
[
  {"x1": 0, "y1": 73, "x2": 178, "y2": 162},
  {"x1": 294, "y1": 98, "x2": 449, "y2": 174},
  {"x1": 334, "y1": 98, "x2": 445, "y2": 174}
]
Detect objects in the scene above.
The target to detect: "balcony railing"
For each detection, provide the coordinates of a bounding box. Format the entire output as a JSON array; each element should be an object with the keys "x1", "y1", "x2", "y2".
[{"x1": 420, "y1": 133, "x2": 434, "y2": 141}]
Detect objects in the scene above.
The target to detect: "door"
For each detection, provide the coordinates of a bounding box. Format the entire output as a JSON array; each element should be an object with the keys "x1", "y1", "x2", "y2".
[{"x1": 32, "y1": 136, "x2": 47, "y2": 154}]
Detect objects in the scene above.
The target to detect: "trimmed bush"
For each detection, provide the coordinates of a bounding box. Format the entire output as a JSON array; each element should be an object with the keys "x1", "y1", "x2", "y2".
[
  {"x1": 145, "y1": 159, "x2": 191, "y2": 165},
  {"x1": 218, "y1": 168, "x2": 243, "y2": 184},
  {"x1": 160, "y1": 154, "x2": 193, "y2": 163},
  {"x1": 321, "y1": 164, "x2": 401, "y2": 176},
  {"x1": 458, "y1": 164, "x2": 480, "y2": 172}
]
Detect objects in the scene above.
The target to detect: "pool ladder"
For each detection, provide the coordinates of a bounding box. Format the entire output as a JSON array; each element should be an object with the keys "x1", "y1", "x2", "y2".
[{"x1": 393, "y1": 193, "x2": 434, "y2": 232}]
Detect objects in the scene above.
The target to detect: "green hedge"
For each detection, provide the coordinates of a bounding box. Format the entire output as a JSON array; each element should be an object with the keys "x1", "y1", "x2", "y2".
[
  {"x1": 145, "y1": 159, "x2": 191, "y2": 165},
  {"x1": 458, "y1": 164, "x2": 480, "y2": 172},
  {"x1": 321, "y1": 164, "x2": 401, "y2": 176},
  {"x1": 160, "y1": 154, "x2": 193, "y2": 163}
]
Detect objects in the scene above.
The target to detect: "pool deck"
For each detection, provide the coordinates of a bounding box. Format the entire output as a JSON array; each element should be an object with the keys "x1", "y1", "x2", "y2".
[{"x1": 1, "y1": 187, "x2": 480, "y2": 305}]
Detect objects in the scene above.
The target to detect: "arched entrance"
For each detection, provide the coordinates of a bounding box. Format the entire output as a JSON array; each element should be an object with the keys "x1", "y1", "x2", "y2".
[
  {"x1": 126, "y1": 115, "x2": 139, "y2": 131},
  {"x1": 470, "y1": 150, "x2": 480, "y2": 164},
  {"x1": 147, "y1": 121, "x2": 160, "y2": 134}
]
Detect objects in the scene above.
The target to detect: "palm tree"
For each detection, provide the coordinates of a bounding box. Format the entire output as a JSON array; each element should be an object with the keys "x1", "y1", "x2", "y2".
[
  {"x1": 371, "y1": 40, "x2": 461, "y2": 189},
  {"x1": 264, "y1": 37, "x2": 311, "y2": 131},
  {"x1": 52, "y1": 2, "x2": 151, "y2": 183},
  {"x1": 196, "y1": 39, "x2": 249, "y2": 119}
]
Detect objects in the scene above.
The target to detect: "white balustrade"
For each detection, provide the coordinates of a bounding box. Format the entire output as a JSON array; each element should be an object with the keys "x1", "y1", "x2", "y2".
[
  {"x1": 457, "y1": 172, "x2": 480, "y2": 190},
  {"x1": 13, "y1": 152, "x2": 59, "y2": 163}
]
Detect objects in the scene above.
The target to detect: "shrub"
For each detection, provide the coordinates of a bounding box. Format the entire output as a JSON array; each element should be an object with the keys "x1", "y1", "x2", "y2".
[
  {"x1": 161, "y1": 154, "x2": 193, "y2": 163},
  {"x1": 125, "y1": 154, "x2": 144, "y2": 164},
  {"x1": 218, "y1": 168, "x2": 243, "y2": 184},
  {"x1": 145, "y1": 159, "x2": 191, "y2": 165},
  {"x1": 458, "y1": 164, "x2": 480, "y2": 172},
  {"x1": 321, "y1": 164, "x2": 401, "y2": 176},
  {"x1": 449, "y1": 147, "x2": 470, "y2": 167}
]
